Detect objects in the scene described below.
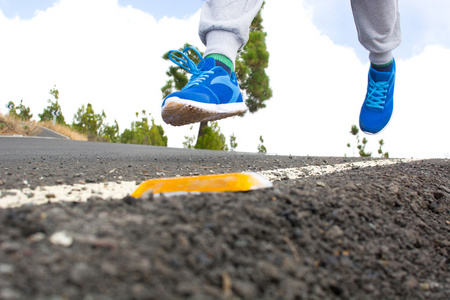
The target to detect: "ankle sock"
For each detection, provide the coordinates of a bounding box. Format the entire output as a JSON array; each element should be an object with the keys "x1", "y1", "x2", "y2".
[
  {"x1": 371, "y1": 59, "x2": 393, "y2": 72},
  {"x1": 206, "y1": 53, "x2": 234, "y2": 75}
]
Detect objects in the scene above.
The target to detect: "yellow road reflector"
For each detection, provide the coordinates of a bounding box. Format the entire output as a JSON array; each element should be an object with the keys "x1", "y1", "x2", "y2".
[{"x1": 131, "y1": 172, "x2": 272, "y2": 198}]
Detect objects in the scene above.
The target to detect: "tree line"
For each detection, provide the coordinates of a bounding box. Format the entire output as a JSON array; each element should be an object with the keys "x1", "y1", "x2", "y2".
[
  {"x1": 5, "y1": 88, "x2": 167, "y2": 146},
  {"x1": 5, "y1": 92, "x2": 388, "y2": 157},
  {"x1": 4, "y1": 86, "x2": 269, "y2": 152}
]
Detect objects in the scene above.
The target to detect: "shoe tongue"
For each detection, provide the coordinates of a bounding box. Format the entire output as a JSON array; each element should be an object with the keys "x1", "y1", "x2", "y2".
[
  {"x1": 197, "y1": 57, "x2": 216, "y2": 71},
  {"x1": 370, "y1": 68, "x2": 390, "y2": 82}
]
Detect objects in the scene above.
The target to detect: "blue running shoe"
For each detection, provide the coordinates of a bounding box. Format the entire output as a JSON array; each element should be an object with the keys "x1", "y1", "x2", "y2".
[
  {"x1": 161, "y1": 47, "x2": 247, "y2": 126},
  {"x1": 359, "y1": 59, "x2": 396, "y2": 134}
]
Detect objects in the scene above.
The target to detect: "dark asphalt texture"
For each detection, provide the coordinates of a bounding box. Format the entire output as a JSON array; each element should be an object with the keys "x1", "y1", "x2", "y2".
[
  {"x1": 35, "y1": 127, "x2": 70, "y2": 139},
  {"x1": 1, "y1": 136, "x2": 449, "y2": 300},
  {"x1": 0, "y1": 136, "x2": 366, "y2": 190}
]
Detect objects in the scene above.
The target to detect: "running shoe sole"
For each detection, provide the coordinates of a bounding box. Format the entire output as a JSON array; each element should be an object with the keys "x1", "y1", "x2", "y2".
[{"x1": 162, "y1": 97, "x2": 248, "y2": 126}]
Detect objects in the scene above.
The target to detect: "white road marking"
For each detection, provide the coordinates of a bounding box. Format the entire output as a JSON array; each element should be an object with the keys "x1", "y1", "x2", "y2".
[
  {"x1": 0, "y1": 181, "x2": 138, "y2": 208},
  {"x1": 0, "y1": 158, "x2": 418, "y2": 208},
  {"x1": 258, "y1": 158, "x2": 418, "y2": 181}
]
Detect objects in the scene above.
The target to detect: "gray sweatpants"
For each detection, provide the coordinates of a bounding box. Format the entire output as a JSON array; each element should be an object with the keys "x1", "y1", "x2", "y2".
[{"x1": 199, "y1": 0, "x2": 401, "y2": 66}]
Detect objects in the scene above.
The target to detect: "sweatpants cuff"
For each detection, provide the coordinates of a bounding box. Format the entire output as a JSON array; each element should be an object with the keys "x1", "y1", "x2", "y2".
[
  {"x1": 204, "y1": 30, "x2": 242, "y2": 67},
  {"x1": 369, "y1": 51, "x2": 394, "y2": 66}
]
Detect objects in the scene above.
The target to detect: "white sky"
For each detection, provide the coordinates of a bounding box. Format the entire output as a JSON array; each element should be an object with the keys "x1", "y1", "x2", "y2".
[{"x1": 0, "y1": 0, "x2": 449, "y2": 158}]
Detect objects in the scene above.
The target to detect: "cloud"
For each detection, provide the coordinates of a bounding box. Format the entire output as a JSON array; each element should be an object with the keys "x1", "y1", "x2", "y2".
[
  {"x1": 0, "y1": 0, "x2": 202, "y2": 146},
  {"x1": 386, "y1": 45, "x2": 450, "y2": 158},
  {"x1": 0, "y1": 0, "x2": 57, "y2": 19},
  {"x1": 302, "y1": 0, "x2": 450, "y2": 61},
  {"x1": 117, "y1": 0, "x2": 204, "y2": 20},
  {"x1": 0, "y1": 0, "x2": 449, "y2": 158},
  {"x1": 402, "y1": 0, "x2": 450, "y2": 55}
]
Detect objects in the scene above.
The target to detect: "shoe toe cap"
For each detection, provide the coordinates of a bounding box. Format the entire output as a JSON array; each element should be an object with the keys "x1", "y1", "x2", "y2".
[{"x1": 359, "y1": 103, "x2": 393, "y2": 134}]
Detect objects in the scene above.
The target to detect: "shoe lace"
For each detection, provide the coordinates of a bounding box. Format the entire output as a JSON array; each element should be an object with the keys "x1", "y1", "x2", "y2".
[
  {"x1": 366, "y1": 77, "x2": 389, "y2": 109},
  {"x1": 168, "y1": 46, "x2": 214, "y2": 89}
]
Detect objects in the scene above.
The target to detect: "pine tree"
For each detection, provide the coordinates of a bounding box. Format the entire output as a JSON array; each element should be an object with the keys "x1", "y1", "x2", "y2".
[
  {"x1": 8, "y1": 100, "x2": 33, "y2": 121},
  {"x1": 161, "y1": 2, "x2": 271, "y2": 150},
  {"x1": 229, "y1": 133, "x2": 238, "y2": 151},
  {"x1": 194, "y1": 121, "x2": 228, "y2": 151},
  {"x1": 101, "y1": 120, "x2": 120, "y2": 143},
  {"x1": 257, "y1": 135, "x2": 267, "y2": 153},
  {"x1": 236, "y1": 1, "x2": 272, "y2": 113},
  {"x1": 39, "y1": 86, "x2": 66, "y2": 125},
  {"x1": 183, "y1": 122, "x2": 227, "y2": 151},
  {"x1": 378, "y1": 139, "x2": 389, "y2": 158},
  {"x1": 72, "y1": 103, "x2": 106, "y2": 136},
  {"x1": 347, "y1": 125, "x2": 389, "y2": 158},
  {"x1": 347, "y1": 125, "x2": 371, "y2": 157},
  {"x1": 183, "y1": 126, "x2": 196, "y2": 149},
  {"x1": 119, "y1": 111, "x2": 168, "y2": 146}
]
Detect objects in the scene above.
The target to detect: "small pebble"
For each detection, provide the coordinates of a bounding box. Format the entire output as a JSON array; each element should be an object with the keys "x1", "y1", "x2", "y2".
[
  {"x1": 326, "y1": 225, "x2": 344, "y2": 240},
  {"x1": 29, "y1": 232, "x2": 46, "y2": 242},
  {"x1": 0, "y1": 264, "x2": 14, "y2": 275},
  {"x1": 316, "y1": 181, "x2": 326, "y2": 187},
  {"x1": 49, "y1": 231, "x2": 73, "y2": 247}
]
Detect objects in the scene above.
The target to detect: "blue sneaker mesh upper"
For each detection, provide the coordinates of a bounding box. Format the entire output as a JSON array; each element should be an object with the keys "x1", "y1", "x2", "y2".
[
  {"x1": 163, "y1": 47, "x2": 242, "y2": 107},
  {"x1": 359, "y1": 59, "x2": 396, "y2": 134}
]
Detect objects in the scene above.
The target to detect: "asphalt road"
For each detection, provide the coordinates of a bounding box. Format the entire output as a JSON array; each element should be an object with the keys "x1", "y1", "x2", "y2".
[
  {"x1": 0, "y1": 136, "x2": 365, "y2": 190},
  {"x1": 1, "y1": 136, "x2": 449, "y2": 300},
  {"x1": 35, "y1": 126, "x2": 70, "y2": 139}
]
